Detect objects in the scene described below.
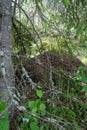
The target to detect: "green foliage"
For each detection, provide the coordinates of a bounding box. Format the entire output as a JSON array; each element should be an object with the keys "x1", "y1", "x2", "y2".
[
  {"x1": 13, "y1": 0, "x2": 87, "y2": 129},
  {"x1": 0, "y1": 101, "x2": 6, "y2": 112},
  {"x1": 19, "y1": 90, "x2": 47, "y2": 130},
  {"x1": 26, "y1": 90, "x2": 46, "y2": 116},
  {"x1": 0, "y1": 101, "x2": 9, "y2": 130},
  {"x1": 30, "y1": 122, "x2": 39, "y2": 130},
  {"x1": 83, "y1": 85, "x2": 87, "y2": 92},
  {"x1": 51, "y1": 106, "x2": 76, "y2": 122},
  {"x1": 64, "y1": 0, "x2": 70, "y2": 7},
  {"x1": 73, "y1": 66, "x2": 87, "y2": 93},
  {"x1": 55, "y1": 0, "x2": 60, "y2": 3},
  {"x1": 36, "y1": 90, "x2": 43, "y2": 98}
]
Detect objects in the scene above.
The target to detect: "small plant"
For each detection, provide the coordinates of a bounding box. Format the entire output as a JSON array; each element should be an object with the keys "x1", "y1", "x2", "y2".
[
  {"x1": 19, "y1": 89, "x2": 47, "y2": 130},
  {"x1": 0, "y1": 100, "x2": 9, "y2": 130},
  {"x1": 26, "y1": 89, "x2": 46, "y2": 115},
  {"x1": 73, "y1": 66, "x2": 87, "y2": 94}
]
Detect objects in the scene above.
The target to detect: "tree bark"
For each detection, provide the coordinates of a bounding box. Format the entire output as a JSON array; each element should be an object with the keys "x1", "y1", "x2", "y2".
[{"x1": 0, "y1": 0, "x2": 15, "y2": 114}]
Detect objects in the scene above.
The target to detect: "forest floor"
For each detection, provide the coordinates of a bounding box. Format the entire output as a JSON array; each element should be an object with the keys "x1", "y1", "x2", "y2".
[{"x1": 10, "y1": 51, "x2": 87, "y2": 130}]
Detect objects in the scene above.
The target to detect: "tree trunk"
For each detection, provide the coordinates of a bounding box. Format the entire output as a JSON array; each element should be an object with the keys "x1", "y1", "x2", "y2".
[{"x1": 0, "y1": 0, "x2": 15, "y2": 114}]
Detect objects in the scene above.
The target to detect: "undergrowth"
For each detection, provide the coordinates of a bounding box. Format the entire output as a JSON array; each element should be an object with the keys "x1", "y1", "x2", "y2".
[{"x1": 14, "y1": 66, "x2": 87, "y2": 130}]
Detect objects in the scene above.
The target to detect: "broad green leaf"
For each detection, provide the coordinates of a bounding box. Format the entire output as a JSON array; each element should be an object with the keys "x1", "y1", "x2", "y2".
[
  {"x1": 78, "y1": 66, "x2": 86, "y2": 72},
  {"x1": 83, "y1": 85, "x2": 87, "y2": 92},
  {"x1": 23, "y1": 112, "x2": 29, "y2": 119},
  {"x1": 0, "y1": 101, "x2": 6, "y2": 112},
  {"x1": 30, "y1": 122, "x2": 39, "y2": 130},
  {"x1": 33, "y1": 118, "x2": 39, "y2": 124},
  {"x1": 34, "y1": 99, "x2": 40, "y2": 106},
  {"x1": 27, "y1": 101, "x2": 35, "y2": 109},
  {"x1": 27, "y1": 99, "x2": 40, "y2": 109},
  {"x1": 81, "y1": 75, "x2": 87, "y2": 83},
  {"x1": 0, "y1": 119, "x2": 9, "y2": 130},
  {"x1": 39, "y1": 103, "x2": 46, "y2": 111},
  {"x1": 32, "y1": 107, "x2": 37, "y2": 114},
  {"x1": 64, "y1": 0, "x2": 70, "y2": 7},
  {"x1": 36, "y1": 90, "x2": 43, "y2": 98},
  {"x1": 40, "y1": 111, "x2": 46, "y2": 116},
  {"x1": 0, "y1": 111, "x2": 9, "y2": 130}
]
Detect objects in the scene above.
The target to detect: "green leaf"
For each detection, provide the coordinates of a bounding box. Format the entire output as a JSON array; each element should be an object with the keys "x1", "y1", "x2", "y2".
[
  {"x1": 83, "y1": 85, "x2": 87, "y2": 92},
  {"x1": 39, "y1": 103, "x2": 46, "y2": 111},
  {"x1": 81, "y1": 75, "x2": 87, "y2": 83},
  {"x1": 0, "y1": 110, "x2": 9, "y2": 130},
  {"x1": 34, "y1": 99, "x2": 40, "y2": 106},
  {"x1": 64, "y1": 0, "x2": 70, "y2": 7},
  {"x1": 27, "y1": 101, "x2": 35, "y2": 109},
  {"x1": 33, "y1": 118, "x2": 38, "y2": 123},
  {"x1": 55, "y1": 0, "x2": 60, "y2": 3},
  {"x1": 0, "y1": 101, "x2": 6, "y2": 112},
  {"x1": 0, "y1": 119, "x2": 9, "y2": 130},
  {"x1": 32, "y1": 107, "x2": 37, "y2": 114},
  {"x1": 23, "y1": 112, "x2": 29, "y2": 119},
  {"x1": 36, "y1": 90, "x2": 43, "y2": 98},
  {"x1": 40, "y1": 111, "x2": 46, "y2": 116},
  {"x1": 27, "y1": 99, "x2": 40, "y2": 109},
  {"x1": 76, "y1": 26, "x2": 84, "y2": 35},
  {"x1": 30, "y1": 122, "x2": 39, "y2": 130},
  {"x1": 78, "y1": 66, "x2": 86, "y2": 72}
]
